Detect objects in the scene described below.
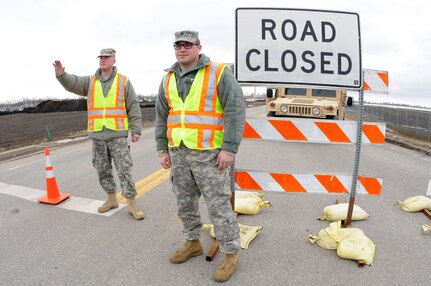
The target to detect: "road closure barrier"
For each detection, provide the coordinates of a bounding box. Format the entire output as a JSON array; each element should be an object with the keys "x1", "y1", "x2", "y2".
[
  {"x1": 363, "y1": 69, "x2": 389, "y2": 94},
  {"x1": 235, "y1": 170, "x2": 382, "y2": 196},
  {"x1": 38, "y1": 148, "x2": 70, "y2": 205},
  {"x1": 244, "y1": 118, "x2": 385, "y2": 144}
]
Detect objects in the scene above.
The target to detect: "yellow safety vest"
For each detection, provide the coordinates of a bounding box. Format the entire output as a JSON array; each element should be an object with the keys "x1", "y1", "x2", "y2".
[
  {"x1": 164, "y1": 62, "x2": 226, "y2": 149},
  {"x1": 87, "y1": 73, "x2": 129, "y2": 132}
]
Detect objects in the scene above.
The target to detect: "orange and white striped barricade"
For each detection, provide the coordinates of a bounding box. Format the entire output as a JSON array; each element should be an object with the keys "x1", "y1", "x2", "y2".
[
  {"x1": 363, "y1": 69, "x2": 389, "y2": 94},
  {"x1": 235, "y1": 169, "x2": 382, "y2": 196},
  {"x1": 243, "y1": 117, "x2": 386, "y2": 145}
]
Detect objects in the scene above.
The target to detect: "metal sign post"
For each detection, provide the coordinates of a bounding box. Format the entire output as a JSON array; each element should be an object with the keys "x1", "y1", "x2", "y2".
[
  {"x1": 345, "y1": 87, "x2": 364, "y2": 226},
  {"x1": 345, "y1": 69, "x2": 388, "y2": 226}
]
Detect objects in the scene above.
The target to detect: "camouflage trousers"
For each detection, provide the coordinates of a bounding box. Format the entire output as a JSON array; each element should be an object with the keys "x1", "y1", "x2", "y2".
[
  {"x1": 92, "y1": 137, "x2": 136, "y2": 198},
  {"x1": 169, "y1": 147, "x2": 240, "y2": 254}
]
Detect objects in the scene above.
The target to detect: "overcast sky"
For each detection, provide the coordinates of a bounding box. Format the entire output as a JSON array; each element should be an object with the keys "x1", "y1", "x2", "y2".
[{"x1": 1, "y1": 0, "x2": 430, "y2": 107}]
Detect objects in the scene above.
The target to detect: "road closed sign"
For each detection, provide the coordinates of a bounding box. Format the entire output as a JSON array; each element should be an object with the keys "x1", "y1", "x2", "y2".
[{"x1": 236, "y1": 8, "x2": 362, "y2": 89}]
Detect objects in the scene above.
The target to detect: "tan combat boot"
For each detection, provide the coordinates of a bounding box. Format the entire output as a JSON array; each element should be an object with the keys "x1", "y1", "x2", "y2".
[
  {"x1": 169, "y1": 240, "x2": 203, "y2": 263},
  {"x1": 214, "y1": 253, "x2": 239, "y2": 282},
  {"x1": 126, "y1": 197, "x2": 145, "y2": 220},
  {"x1": 97, "y1": 192, "x2": 119, "y2": 213}
]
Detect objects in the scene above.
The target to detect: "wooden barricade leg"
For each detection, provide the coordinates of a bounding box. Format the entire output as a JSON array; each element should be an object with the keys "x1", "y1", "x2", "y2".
[
  {"x1": 423, "y1": 209, "x2": 431, "y2": 220},
  {"x1": 335, "y1": 199, "x2": 365, "y2": 267}
]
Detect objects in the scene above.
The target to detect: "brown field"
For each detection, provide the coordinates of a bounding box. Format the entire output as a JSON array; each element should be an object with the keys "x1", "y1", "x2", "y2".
[{"x1": 0, "y1": 108, "x2": 155, "y2": 152}]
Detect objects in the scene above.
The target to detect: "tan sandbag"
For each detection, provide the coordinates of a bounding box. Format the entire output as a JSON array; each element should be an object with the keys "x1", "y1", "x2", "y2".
[
  {"x1": 235, "y1": 197, "x2": 270, "y2": 215},
  {"x1": 339, "y1": 228, "x2": 365, "y2": 241},
  {"x1": 397, "y1": 195, "x2": 431, "y2": 212},
  {"x1": 203, "y1": 223, "x2": 263, "y2": 250},
  {"x1": 336, "y1": 233, "x2": 376, "y2": 265},
  {"x1": 235, "y1": 191, "x2": 267, "y2": 203},
  {"x1": 309, "y1": 221, "x2": 341, "y2": 250},
  {"x1": 318, "y1": 203, "x2": 369, "y2": 221},
  {"x1": 309, "y1": 229, "x2": 338, "y2": 250},
  {"x1": 309, "y1": 221, "x2": 365, "y2": 250},
  {"x1": 422, "y1": 225, "x2": 431, "y2": 232},
  {"x1": 239, "y1": 224, "x2": 263, "y2": 250}
]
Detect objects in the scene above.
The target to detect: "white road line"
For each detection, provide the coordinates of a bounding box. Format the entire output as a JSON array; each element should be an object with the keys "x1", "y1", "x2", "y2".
[
  {"x1": 0, "y1": 182, "x2": 126, "y2": 216},
  {"x1": 7, "y1": 164, "x2": 25, "y2": 171},
  {"x1": 427, "y1": 180, "x2": 431, "y2": 197}
]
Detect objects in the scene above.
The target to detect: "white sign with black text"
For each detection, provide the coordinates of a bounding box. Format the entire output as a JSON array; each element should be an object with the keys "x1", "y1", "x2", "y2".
[{"x1": 236, "y1": 8, "x2": 362, "y2": 89}]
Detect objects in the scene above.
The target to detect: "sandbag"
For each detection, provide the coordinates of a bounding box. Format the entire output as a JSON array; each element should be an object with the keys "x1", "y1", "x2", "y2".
[
  {"x1": 318, "y1": 203, "x2": 369, "y2": 221},
  {"x1": 397, "y1": 195, "x2": 431, "y2": 212},
  {"x1": 422, "y1": 225, "x2": 431, "y2": 232},
  {"x1": 235, "y1": 197, "x2": 270, "y2": 215},
  {"x1": 235, "y1": 191, "x2": 267, "y2": 203},
  {"x1": 336, "y1": 232, "x2": 376, "y2": 265},
  {"x1": 309, "y1": 221, "x2": 365, "y2": 250},
  {"x1": 309, "y1": 229, "x2": 338, "y2": 250},
  {"x1": 239, "y1": 224, "x2": 263, "y2": 250},
  {"x1": 203, "y1": 223, "x2": 263, "y2": 250}
]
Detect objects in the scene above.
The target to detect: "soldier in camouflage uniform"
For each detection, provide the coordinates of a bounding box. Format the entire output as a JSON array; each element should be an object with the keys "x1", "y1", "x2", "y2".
[
  {"x1": 53, "y1": 48, "x2": 144, "y2": 220},
  {"x1": 155, "y1": 31, "x2": 246, "y2": 282}
]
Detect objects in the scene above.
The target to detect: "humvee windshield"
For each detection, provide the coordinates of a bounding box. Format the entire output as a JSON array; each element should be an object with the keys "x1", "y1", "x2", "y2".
[
  {"x1": 286, "y1": 88, "x2": 307, "y2": 96},
  {"x1": 312, "y1": 89, "x2": 337, "y2": 97}
]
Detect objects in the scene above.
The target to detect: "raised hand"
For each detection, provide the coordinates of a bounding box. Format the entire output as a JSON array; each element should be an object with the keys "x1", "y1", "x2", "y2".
[{"x1": 53, "y1": 60, "x2": 65, "y2": 76}]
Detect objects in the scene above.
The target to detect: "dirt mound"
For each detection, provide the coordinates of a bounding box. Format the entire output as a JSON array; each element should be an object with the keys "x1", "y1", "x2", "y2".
[{"x1": 31, "y1": 99, "x2": 87, "y2": 113}]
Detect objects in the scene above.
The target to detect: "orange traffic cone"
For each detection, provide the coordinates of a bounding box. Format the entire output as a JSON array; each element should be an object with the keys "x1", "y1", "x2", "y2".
[{"x1": 38, "y1": 148, "x2": 70, "y2": 204}]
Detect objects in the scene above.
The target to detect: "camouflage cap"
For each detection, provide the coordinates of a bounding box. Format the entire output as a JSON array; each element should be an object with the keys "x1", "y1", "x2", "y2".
[
  {"x1": 97, "y1": 48, "x2": 116, "y2": 58},
  {"x1": 174, "y1": 30, "x2": 199, "y2": 43}
]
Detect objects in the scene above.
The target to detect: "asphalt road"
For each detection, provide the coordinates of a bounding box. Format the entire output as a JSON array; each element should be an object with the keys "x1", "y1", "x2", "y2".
[{"x1": 0, "y1": 106, "x2": 430, "y2": 285}]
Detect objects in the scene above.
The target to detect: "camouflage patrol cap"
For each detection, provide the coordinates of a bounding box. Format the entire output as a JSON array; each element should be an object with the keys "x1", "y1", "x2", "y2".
[
  {"x1": 97, "y1": 48, "x2": 116, "y2": 58},
  {"x1": 174, "y1": 30, "x2": 199, "y2": 43}
]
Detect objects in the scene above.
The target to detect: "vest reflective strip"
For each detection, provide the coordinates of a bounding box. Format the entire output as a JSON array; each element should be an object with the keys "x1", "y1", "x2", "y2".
[
  {"x1": 88, "y1": 109, "x2": 128, "y2": 116},
  {"x1": 88, "y1": 79, "x2": 97, "y2": 110},
  {"x1": 201, "y1": 63, "x2": 217, "y2": 112},
  {"x1": 167, "y1": 115, "x2": 223, "y2": 126},
  {"x1": 117, "y1": 118, "x2": 124, "y2": 130},
  {"x1": 164, "y1": 74, "x2": 173, "y2": 109},
  {"x1": 198, "y1": 130, "x2": 213, "y2": 148},
  {"x1": 200, "y1": 63, "x2": 226, "y2": 113},
  {"x1": 117, "y1": 75, "x2": 126, "y2": 107}
]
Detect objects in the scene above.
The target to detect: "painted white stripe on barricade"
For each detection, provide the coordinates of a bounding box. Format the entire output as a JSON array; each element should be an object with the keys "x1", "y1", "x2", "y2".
[
  {"x1": 251, "y1": 118, "x2": 285, "y2": 141},
  {"x1": 363, "y1": 69, "x2": 389, "y2": 94},
  {"x1": 291, "y1": 119, "x2": 334, "y2": 143},
  {"x1": 296, "y1": 174, "x2": 328, "y2": 193},
  {"x1": 0, "y1": 182, "x2": 125, "y2": 216}
]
